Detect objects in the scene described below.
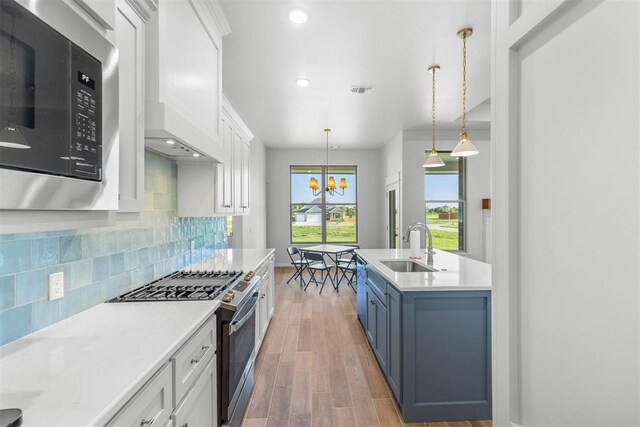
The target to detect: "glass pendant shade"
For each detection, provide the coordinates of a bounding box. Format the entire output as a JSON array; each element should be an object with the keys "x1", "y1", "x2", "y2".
[
  {"x1": 339, "y1": 177, "x2": 347, "y2": 189},
  {"x1": 424, "y1": 150, "x2": 445, "y2": 167},
  {"x1": 309, "y1": 177, "x2": 319, "y2": 190},
  {"x1": 0, "y1": 125, "x2": 31, "y2": 149},
  {"x1": 451, "y1": 131, "x2": 479, "y2": 157},
  {"x1": 328, "y1": 176, "x2": 336, "y2": 190}
]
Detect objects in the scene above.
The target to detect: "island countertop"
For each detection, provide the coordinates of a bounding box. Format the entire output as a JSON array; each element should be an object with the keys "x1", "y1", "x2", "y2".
[{"x1": 355, "y1": 248, "x2": 491, "y2": 291}]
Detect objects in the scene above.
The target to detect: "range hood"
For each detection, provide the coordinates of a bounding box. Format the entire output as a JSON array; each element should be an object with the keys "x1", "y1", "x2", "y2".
[{"x1": 143, "y1": 0, "x2": 230, "y2": 163}]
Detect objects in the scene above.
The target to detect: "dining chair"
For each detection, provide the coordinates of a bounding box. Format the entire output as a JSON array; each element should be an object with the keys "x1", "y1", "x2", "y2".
[
  {"x1": 286, "y1": 246, "x2": 307, "y2": 287},
  {"x1": 337, "y1": 244, "x2": 360, "y2": 262},
  {"x1": 336, "y1": 252, "x2": 358, "y2": 292},
  {"x1": 302, "y1": 251, "x2": 335, "y2": 295}
]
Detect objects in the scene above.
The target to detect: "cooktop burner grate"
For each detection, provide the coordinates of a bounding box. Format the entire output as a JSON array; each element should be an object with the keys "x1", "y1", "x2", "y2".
[{"x1": 109, "y1": 270, "x2": 243, "y2": 302}]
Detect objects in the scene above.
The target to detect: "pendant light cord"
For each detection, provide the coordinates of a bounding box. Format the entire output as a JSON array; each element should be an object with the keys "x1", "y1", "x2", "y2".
[
  {"x1": 326, "y1": 130, "x2": 329, "y2": 166},
  {"x1": 461, "y1": 32, "x2": 467, "y2": 134},
  {"x1": 431, "y1": 68, "x2": 436, "y2": 153}
]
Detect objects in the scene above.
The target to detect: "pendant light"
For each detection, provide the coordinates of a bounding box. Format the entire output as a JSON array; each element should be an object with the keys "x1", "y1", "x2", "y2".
[
  {"x1": 0, "y1": 6, "x2": 31, "y2": 150},
  {"x1": 424, "y1": 65, "x2": 445, "y2": 168},
  {"x1": 451, "y1": 27, "x2": 479, "y2": 158}
]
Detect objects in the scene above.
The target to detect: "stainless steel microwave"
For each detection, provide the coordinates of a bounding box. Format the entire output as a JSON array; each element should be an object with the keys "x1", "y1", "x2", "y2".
[{"x1": 0, "y1": 0, "x2": 118, "y2": 210}]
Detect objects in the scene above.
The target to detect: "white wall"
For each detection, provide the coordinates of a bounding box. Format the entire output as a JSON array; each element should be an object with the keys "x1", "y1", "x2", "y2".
[
  {"x1": 382, "y1": 131, "x2": 403, "y2": 179},
  {"x1": 492, "y1": 1, "x2": 639, "y2": 425},
  {"x1": 381, "y1": 128, "x2": 491, "y2": 262},
  {"x1": 233, "y1": 138, "x2": 267, "y2": 249},
  {"x1": 266, "y1": 148, "x2": 384, "y2": 265}
]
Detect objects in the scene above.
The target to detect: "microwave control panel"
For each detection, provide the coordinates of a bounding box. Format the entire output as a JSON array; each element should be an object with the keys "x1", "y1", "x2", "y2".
[{"x1": 70, "y1": 44, "x2": 102, "y2": 181}]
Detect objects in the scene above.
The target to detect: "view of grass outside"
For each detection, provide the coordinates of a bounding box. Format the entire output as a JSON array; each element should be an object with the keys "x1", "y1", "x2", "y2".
[
  {"x1": 290, "y1": 166, "x2": 358, "y2": 243},
  {"x1": 425, "y1": 152, "x2": 464, "y2": 251},
  {"x1": 426, "y1": 207, "x2": 460, "y2": 250}
]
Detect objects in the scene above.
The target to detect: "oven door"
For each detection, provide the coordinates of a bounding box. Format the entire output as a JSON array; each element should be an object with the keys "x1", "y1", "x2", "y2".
[{"x1": 228, "y1": 292, "x2": 258, "y2": 418}]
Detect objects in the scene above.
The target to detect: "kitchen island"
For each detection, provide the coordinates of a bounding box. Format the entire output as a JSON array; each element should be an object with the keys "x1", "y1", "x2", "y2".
[{"x1": 355, "y1": 249, "x2": 492, "y2": 423}]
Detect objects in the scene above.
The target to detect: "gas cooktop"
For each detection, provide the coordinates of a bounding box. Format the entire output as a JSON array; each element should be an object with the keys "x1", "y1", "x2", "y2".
[{"x1": 108, "y1": 270, "x2": 244, "y2": 302}]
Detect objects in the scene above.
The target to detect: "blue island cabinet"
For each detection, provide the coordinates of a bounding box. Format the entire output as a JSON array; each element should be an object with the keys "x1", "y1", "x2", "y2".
[{"x1": 362, "y1": 264, "x2": 492, "y2": 423}]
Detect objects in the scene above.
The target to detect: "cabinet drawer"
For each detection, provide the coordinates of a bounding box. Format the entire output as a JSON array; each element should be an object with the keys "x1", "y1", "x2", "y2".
[
  {"x1": 366, "y1": 267, "x2": 388, "y2": 305},
  {"x1": 172, "y1": 356, "x2": 217, "y2": 427},
  {"x1": 172, "y1": 316, "x2": 216, "y2": 406},
  {"x1": 106, "y1": 363, "x2": 173, "y2": 427}
]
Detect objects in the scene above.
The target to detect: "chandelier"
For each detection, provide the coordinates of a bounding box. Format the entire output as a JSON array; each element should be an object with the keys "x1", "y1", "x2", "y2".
[{"x1": 309, "y1": 129, "x2": 347, "y2": 196}]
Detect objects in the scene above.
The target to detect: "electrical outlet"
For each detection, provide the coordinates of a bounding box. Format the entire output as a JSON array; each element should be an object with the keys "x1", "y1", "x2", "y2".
[
  {"x1": 190, "y1": 240, "x2": 195, "y2": 252},
  {"x1": 48, "y1": 272, "x2": 64, "y2": 301}
]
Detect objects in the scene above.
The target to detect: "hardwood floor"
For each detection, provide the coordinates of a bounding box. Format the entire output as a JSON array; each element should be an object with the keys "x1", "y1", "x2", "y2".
[{"x1": 242, "y1": 267, "x2": 492, "y2": 427}]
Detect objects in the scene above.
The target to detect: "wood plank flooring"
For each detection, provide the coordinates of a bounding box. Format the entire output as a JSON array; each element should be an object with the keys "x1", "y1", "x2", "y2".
[{"x1": 242, "y1": 267, "x2": 492, "y2": 427}]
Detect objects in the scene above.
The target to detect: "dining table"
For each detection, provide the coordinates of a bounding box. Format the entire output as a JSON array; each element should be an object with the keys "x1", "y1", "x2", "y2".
[{"x1": 302, "y1": 244, "x2": 358, "y2": 288}]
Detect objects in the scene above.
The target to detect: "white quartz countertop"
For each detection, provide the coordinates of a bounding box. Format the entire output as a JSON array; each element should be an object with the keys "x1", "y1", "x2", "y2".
[
  {"x1": 0, "y1": 249, "x2": 274, "y2": 426},
  {"x1": 184, "y1": 248, "x2": 275, "y2": 273},
  {"x1": 356, "y1": 249, "x2": 491, "y2": 291},
  {"x1": 0, "y1": 301, "x2": 219, "y2": 426}
]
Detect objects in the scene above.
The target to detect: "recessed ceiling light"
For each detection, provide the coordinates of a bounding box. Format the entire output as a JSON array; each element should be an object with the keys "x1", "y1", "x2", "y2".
[
  {"x1": 192, "y1": 153, "x2": 200, "y2": 157},
  {"x1": 166, "y1": 139, "x2": 175, "y2": 145},
  {"x1": 296, "y1": 78, "x2": 311, "y2": 87},
  {"x1": 289, "y1": 9, "x2": 308, "y2": 24}
]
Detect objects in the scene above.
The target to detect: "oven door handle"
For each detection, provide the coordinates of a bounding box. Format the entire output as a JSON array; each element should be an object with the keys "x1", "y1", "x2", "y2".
[{"x1": 229, "y1": 301, "x2": 257, "y2": 335}]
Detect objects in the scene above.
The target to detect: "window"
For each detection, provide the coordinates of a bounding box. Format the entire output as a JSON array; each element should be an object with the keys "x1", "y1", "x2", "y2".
[
  {"x1": 290, "y1": 165, "x2": 357, "y2": 244},
  {"x1": 424, "y1": 152, "x2": 464, "y2": 251}
]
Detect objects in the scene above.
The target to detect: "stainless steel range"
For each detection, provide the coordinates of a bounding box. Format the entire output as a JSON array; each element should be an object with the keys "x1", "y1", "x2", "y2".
[{"x1": 108, "y1": 269, "x2": 261, "y2": 427}]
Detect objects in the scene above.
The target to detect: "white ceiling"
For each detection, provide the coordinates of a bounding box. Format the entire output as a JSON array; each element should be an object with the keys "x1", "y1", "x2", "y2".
[{"x1": 220, "y1": 0, "x2": 491, "y2": 149}]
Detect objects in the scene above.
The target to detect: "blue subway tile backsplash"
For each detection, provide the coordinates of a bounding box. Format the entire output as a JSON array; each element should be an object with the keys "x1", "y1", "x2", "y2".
[{"x1": 0, "y1": 151, "x2": 228, "y2": 346}]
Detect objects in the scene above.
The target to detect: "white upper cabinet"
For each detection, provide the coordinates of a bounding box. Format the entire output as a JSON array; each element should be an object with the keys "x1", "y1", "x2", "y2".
[
  {"x1": 177, "y1": 96, "x2": 253, "y2": 217},
  {"x1": 116, "y1": 0, "x2": 150, "y2": 214},
  {"x1": 144, "y1": 0, "x2": 231, "y2": 161}
]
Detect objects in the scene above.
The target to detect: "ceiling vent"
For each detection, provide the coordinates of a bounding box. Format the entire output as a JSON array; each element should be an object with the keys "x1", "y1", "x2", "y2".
[{"x1": 350, "y1": 85, "x2": 374, "y2": 94}]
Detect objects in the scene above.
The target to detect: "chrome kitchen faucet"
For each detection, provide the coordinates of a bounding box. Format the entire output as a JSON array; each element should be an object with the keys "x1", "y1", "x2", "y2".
[{"x1": 403, "y1": 222, "x2": 435, "y2": 266}]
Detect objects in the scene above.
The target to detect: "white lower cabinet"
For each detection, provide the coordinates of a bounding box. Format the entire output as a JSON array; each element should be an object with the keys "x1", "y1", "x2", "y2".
[
  {"x1": 172, "y1": 356, "x2": 217, "y2": 427},
  {"x1": 255, "y1": 255, "x2": 276, "y2": 351},
  {"x1": 106, "y1": 363, "x2": 173, "y2": 426},
  {"x1": 107, "y1": 315, "x2": 217, "y2": 427}
]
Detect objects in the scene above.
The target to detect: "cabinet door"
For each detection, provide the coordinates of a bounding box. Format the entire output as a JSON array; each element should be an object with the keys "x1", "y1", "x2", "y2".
[
  {"x1": 172, "y1": 356, "x2": 217, "y2": 427},
  {"x1": 268, "y1": 256, "x2": 275, "y2": 318},
  {"x1": 366, "y1": 286, "x2": 377, "y2": 346},
  {"x1": 356, "y1": 259, "x2": 367, "y2": 330},
  {"x1": 107, "y1": 363, "x2": 173, "y2": 426},
  {"x1": 233, "y1": 132, "x2": 244, "y2": 214},
  {"x1": 255, "y1": 285, "x2": 263, "y2": 350},
  {"x1": 387, "y1": 285, "x2": 402, "y2": 402},
  {"x1": 259, "y1": 282, "x2": 269, "y2": 338},
  {"x1": 116, "y1": 0, "x2": 145, "y2": 213},
  {"x1": 240, "y1": 140, "x2": 250, "y2": 212},
  {"x1": 375, "y1": 293, "x2": 388, "y2": 373},
  {"x1": 216, "y1": 116, "x2": 234, "y2": 214}
]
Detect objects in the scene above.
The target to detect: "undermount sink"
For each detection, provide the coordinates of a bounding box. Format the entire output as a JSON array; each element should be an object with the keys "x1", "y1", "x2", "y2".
[{"x1": 380, "y1": 260, "x2": 438, "y2": 273}]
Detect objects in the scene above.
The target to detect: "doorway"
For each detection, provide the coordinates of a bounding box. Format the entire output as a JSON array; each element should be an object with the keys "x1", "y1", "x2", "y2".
[{"x1": 386, "y1": 176, "x2": 400, "y2": 249}]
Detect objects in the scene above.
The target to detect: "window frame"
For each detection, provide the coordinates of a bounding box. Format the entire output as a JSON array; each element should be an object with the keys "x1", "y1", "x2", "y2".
[
  {"x1": 424, "y1": 152, "x2": 466, "y2": 252},
  {"x1": 289, "y1": 165, "x2": 358, "y2": 245}
]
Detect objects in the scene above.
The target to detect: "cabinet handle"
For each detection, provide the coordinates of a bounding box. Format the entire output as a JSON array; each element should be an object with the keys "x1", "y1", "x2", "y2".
[
  {"x1": 191, "y1": 344, "x2": 211, "y2": 364},
  {"x1": 370, "y1": 300, "x2": 376, "y2": 305},
  {"x1": 140, "y1": 419, "x2": 154, "y2": 427}
]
